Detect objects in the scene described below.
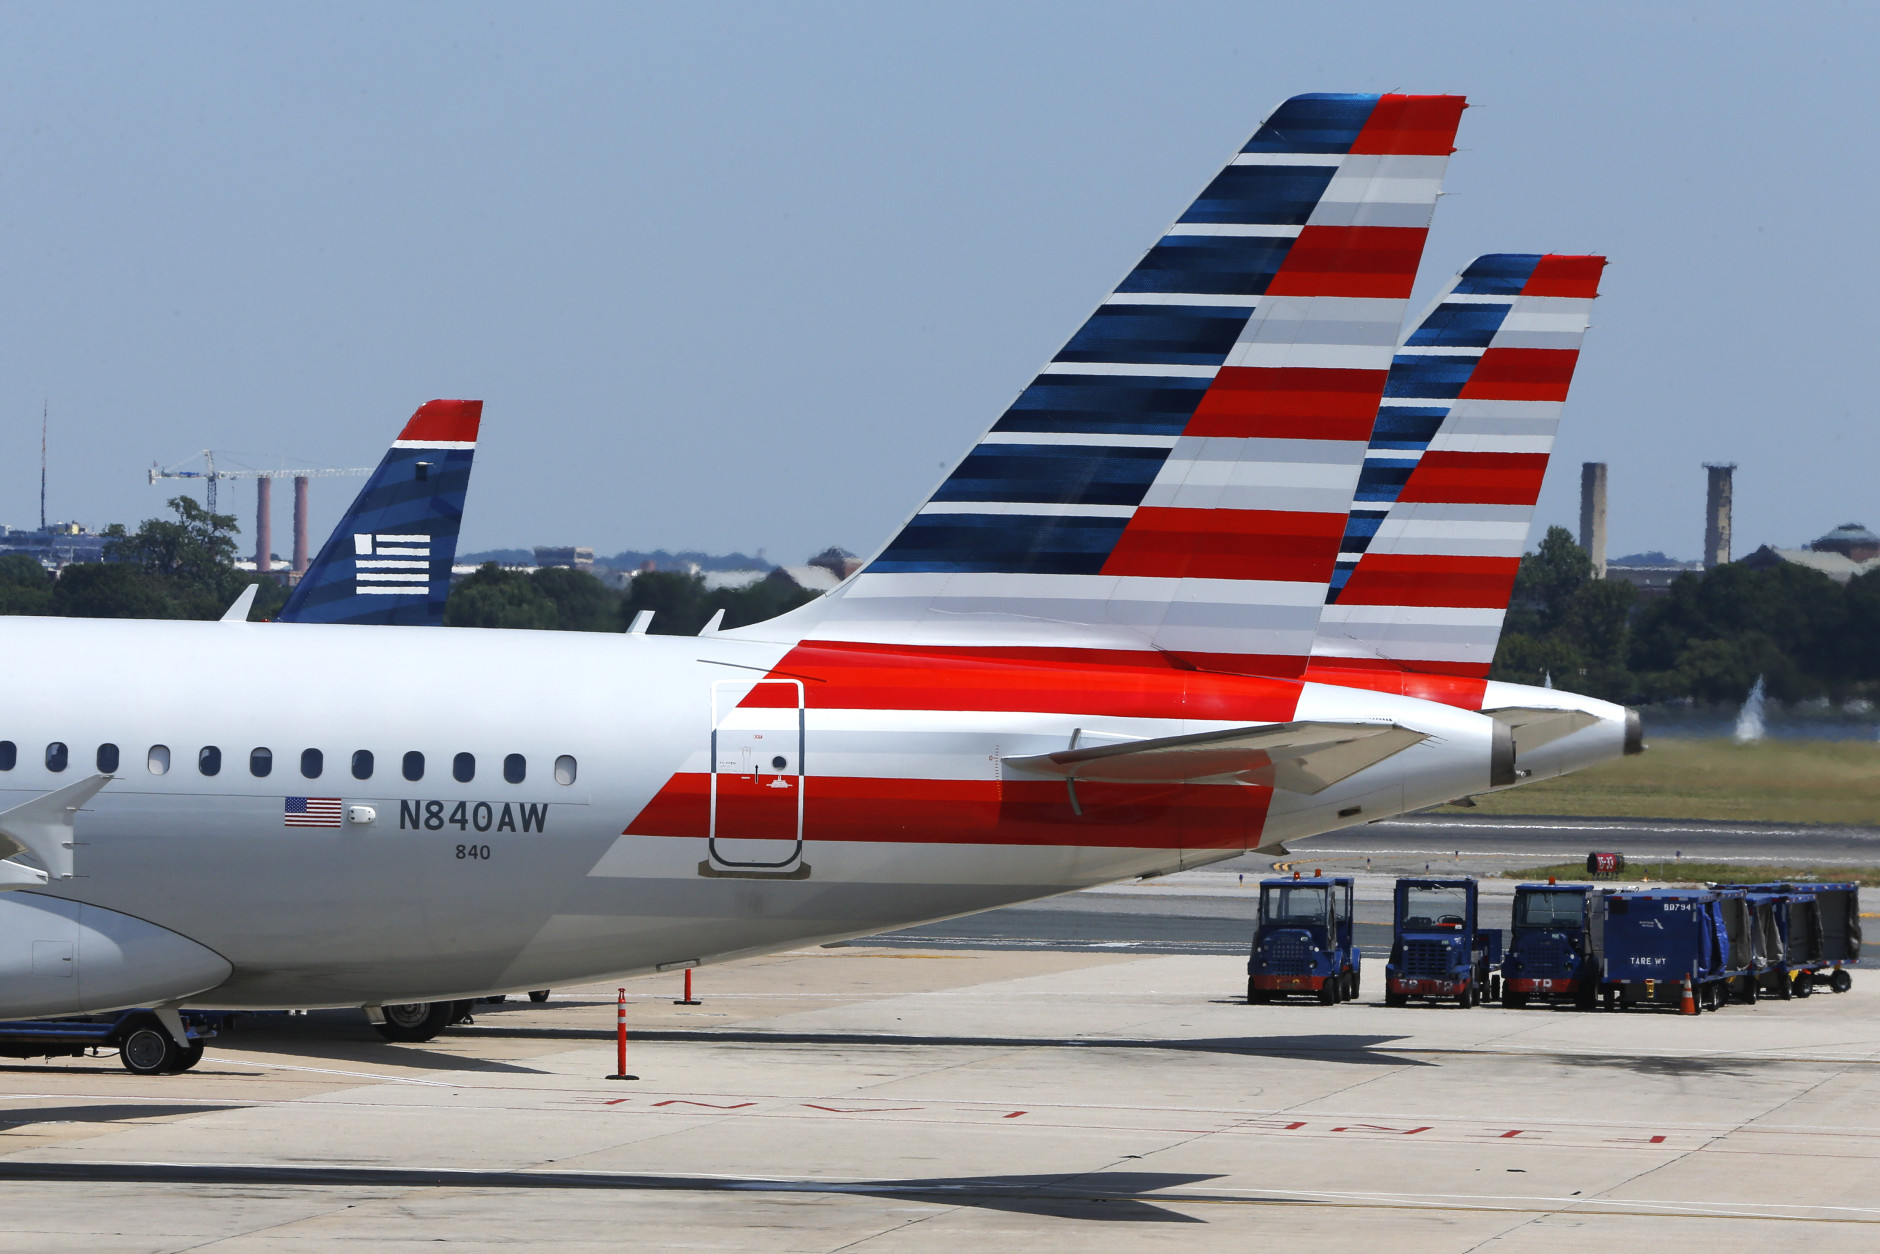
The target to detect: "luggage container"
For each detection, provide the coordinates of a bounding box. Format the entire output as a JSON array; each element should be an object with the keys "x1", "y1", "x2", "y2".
[
  {"x1": 1595, "y1": 889, "x2": 1729, "y2": 1011},
  {"x1": 1712, "y1": 887, "x2": 1758, "y2": 1003},
  {"x1": 1738, "y1": 882, "x2": 1860, "y2": 993},
  {"x1": 1246, "y1": 873, "x2": 1359, "y2": 1004},
  {"x1": 1384, "y1": 878, "x2": 1500, "y2": 1008},
  {"x1": 1500, "y1": 882, "x2": 1597, "y2": 1009},
  {"x1": 1744, "y1": 891, "x2": 1798, "y2": 999}
]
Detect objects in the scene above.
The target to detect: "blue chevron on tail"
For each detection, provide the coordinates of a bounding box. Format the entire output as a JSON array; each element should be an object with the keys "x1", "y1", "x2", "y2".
[{"x1": 275, "y1": 400, "x2": 482, "y2": 626}]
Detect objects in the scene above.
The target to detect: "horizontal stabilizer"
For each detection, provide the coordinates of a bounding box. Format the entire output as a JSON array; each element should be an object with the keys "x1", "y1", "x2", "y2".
[
  {"x1": 0, "y1": 773, "x2": 113, "y2": 887},
  {"x1": 1004, "y1": 720, "x2": 1427, "y2": 795},
  {"x1": 1483, "y1": 706, "x2": 1599, "y2": 755}
]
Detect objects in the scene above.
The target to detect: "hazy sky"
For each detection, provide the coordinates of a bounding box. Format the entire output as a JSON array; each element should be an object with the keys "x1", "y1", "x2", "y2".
[{"x1": 2, "y1": 3, "x2": 1874, "y2": 565}]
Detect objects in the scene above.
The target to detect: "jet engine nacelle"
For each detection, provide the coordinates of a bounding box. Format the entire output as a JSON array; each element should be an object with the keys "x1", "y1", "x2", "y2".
[{"x1": 0, "y1": 893, "x2": 231, "y2": 1019}]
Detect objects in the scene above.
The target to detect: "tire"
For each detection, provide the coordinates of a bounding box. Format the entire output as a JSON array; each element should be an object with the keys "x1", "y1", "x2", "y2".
[
  {"x1": 1793, "y1": 974, "x2": 1814, "y2": 999},
  {"x1": 1831, "y1": 969, "x2": 1853, "y2": 994},
  {"x1": 1318, "y1": 981, "x2": 1338, "y2": 1006},
  {"x1": 528, "y1": 990, "x2": 551, "y2": 1004},
  {"x1": 1776, "y1": 975, "x2": 1793, "y2": 1001},
  {"x1": 1348, "y1": 970, "x2": 1360, "y2": 1001},
  {"x1": 448, "y1": 999, "x2": 477, "y2": 1025},
  {"x1": 1386, "y1": 990, "x2": 1407, "y2": 1008},
  {"x1": 1457, "y1": 983, "x2": 1473, "y2": 1009},
  {"x1": 1489, "y1": 975, "x2": 1501, "y2": 1002},
  {"x1": 1247, "y1": 982, "x2": 1271, "y2": 1005},
  {"x1": 169, "y1": 1040, "x2": 206, "y2": 1073},
  {"x1": 374, "y1": 1002, "x2": 454, "y2": 1043},
  {"x1": 119, "y1": 1026, "x2": 181, "y2": 1076},
  {"x1": 1502, "y1": 990, "x2": 1528, "y2": 1009}
]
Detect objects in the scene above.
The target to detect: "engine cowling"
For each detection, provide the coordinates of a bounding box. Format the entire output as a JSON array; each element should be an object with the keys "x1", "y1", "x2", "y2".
[{"x1": 0, "y1": 893, "x2": 230, "y2": 1019}]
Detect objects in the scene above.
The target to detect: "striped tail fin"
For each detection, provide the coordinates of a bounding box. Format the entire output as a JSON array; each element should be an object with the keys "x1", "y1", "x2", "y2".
[
  {"x1": 763, "y1": 93, "x2": 1466, "y2": 675},
  {"x1": 276, "y1": 399, "x2": 481, "y2": 626},
  {"x1": 1312, "y1": 254, "x2": 1605, "y2": 676}
]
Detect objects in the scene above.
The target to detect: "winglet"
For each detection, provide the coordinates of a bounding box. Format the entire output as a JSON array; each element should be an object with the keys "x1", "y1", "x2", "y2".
[
  {"x1": 0, "y1": 773, "x2": 114, "y2": 886},
  {"x1": 221, "y1": 583, "x2": 259, "y2": 622}
]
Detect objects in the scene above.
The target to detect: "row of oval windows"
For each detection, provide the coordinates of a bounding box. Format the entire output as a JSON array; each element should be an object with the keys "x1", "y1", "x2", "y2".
[{"x1": 0, "y1": 741, "x2": 577, "y2": 786}]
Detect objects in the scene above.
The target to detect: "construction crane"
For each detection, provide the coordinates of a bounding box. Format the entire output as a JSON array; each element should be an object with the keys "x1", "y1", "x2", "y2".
[{"x1": 149, "y1": 451, "x2": 372, "y2": 575}]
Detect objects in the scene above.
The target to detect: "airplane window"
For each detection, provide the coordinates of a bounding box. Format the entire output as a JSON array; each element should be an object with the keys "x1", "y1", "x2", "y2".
[
  {"x1": 250, "y1": 747, "x2": 273, "y2": 778},
  {"x1": 453, "y1": 752, "x2": 474, "y2": 783},
  {"x1": 96, "y1": 743, "x2": 120, "y2": 773},
  {"x1": 554, "y1": 755, "x2": 577, "y2": 786},
  {"x1": 199, "y1": 746, "x2": 222, "y2": 777},
  {"x1": 46, "y1": 742, "x2": 68, "y2": 773},
  {"x1": 301, "y1": 748, "x2": 323, "y2": 779},
  {"x1": 352, "y1": 750, "x2": 374, "y2": 780},
  {"x1": 403, "y1": 751, "x2": 424, "y2": 782},
  {"x1": 148, "y1": 745, "x2": 170, "y2": 775},
  {"x1": 503, "y1": 753, "x2": 525, "y2": 784},
  {"x1": 0, "y1": 741, "x2": 13, "y2": 771}
]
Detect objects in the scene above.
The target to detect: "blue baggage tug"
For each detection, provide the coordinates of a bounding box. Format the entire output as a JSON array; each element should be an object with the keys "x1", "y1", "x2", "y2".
[
  {"x1": 0, "y1": 1009, "x2": 228, "y2": 1074},
  {"x1": 1385, "y1": 878, "x2": 1500, "y2": 1008},
  {"x1": 1596, "y1": 889, "x2": 1732, "y2": 1011},
  {"x1": 1499, "y1": 882, "x2": 1598, "y2": 1009},
  {"x1": 1739, "y1": 882, "x2": 1861, "y2": 994},
  {"x1": 1247, "y1": 872, "x2": 1360, "y2": 1004}
]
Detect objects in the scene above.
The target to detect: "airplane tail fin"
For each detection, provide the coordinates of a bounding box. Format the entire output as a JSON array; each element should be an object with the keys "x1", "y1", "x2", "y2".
[
  {"x1": 1312, "y1": 254, "x2": 1605, "y2": 675},
  {"x1": 753, "y1": 94, "x2": 1466, "y2": 675},
  {"x1": 275, "y1": 400, "x2": 482, "y2": 626}
]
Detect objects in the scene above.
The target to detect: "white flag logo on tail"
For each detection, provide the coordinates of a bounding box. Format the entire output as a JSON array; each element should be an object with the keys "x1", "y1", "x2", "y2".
[{"x1": 353, "y1": 533, "x2": 431, "y2": 595}]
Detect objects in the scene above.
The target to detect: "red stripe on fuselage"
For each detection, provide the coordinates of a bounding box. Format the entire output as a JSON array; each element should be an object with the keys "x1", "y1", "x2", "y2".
[
  {"x1": 625, "y1": 772, "x2": 1271, "y2": 851},
  {"x1": 1302, "y1": 659, "x2": 1491, "y2": 702}
]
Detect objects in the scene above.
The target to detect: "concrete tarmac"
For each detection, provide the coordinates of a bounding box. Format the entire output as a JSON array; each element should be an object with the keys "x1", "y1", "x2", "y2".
[{"x1": 2, "y1": 944, "x2": 1878, "y2": 1251}]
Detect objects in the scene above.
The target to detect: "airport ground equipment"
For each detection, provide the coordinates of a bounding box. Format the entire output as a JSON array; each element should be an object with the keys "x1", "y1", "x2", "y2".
[
  {"x1": 1500, "y1": 882, "x2": 1597, "y2": 1008},
  {"x1": 1596, "y1": 890, "x2": 1730, "y2": 1011},
  {"x1": 0, "y1": 1009, "x2": 229, "y2": 1074},
  {"x1": 1743, "y1": 891, "x2": 1799, "y2": 999},
  {"x1": 1739, "y1": 883, "x2": 1859, "y2": 992},
  {"x1": 1713, "y1": 888, "x2": 1758, "y2": 1003},
  {"x1": 1385, "y1": 879, "x2": 1500, "y2": 1007},
  {"x1": 1247, "y1": 873, "x2": 1359, "y2": 1004}
]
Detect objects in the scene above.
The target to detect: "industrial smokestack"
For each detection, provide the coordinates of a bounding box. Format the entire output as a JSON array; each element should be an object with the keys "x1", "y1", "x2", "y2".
[
  {"x1": 1579, "y1": 462, "x2": 1608, "y2": 578},
  {"x1": 293, "y1": 476, "x2": 310, "y2": 574},
  {"x1": 255, "y1": 476, "x2": 273, "y2": 579},
  {"x1": 1704, "y1": 463, "x2": 1735, "y2": 569}
]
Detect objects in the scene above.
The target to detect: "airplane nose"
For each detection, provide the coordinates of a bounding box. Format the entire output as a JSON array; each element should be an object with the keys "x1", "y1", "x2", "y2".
[{"x1": 1624, "y1": 708, "x2": 1644, "y2": 755}]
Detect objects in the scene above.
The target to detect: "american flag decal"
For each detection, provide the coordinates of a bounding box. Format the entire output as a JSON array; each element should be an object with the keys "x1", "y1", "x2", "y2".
[
  {"x1": 285, "y1": 797, "x2": 343, "y2": 828},
  {"x1": 353, "y1": 532, "x2": 431, "y2": 596}
]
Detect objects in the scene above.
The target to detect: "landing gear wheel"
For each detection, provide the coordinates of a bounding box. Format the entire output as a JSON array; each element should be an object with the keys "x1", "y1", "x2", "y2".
[
  {"x1": 374, "y1": 1002, "x2": 454, "y2": 1043},
  {"x1": 528, "y1": 990, "x2": 551, "y2": 1003},
  {"x1": 119, "y1": 1026, "x2": 182, "y2": 1076},
  {"x1": 1831, "y1": 969, "x2": 1853, "y2": 994}
]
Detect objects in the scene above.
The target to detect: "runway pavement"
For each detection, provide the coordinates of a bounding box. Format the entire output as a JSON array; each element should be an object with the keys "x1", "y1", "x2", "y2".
[{"x1": 4, "y1": 948, "x2": 1878, "y2": 1250}]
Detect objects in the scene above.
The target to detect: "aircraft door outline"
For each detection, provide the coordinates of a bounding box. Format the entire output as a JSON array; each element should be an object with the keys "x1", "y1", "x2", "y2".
[{"x1": 707, "y1": 678, "x2": 805, "y2": 870}]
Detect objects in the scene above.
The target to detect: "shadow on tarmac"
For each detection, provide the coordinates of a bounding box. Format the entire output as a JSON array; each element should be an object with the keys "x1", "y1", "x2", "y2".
[
  {"x1": 452, "y1": 1025, "x2": 1433, "y2": 1066},
  {"x1": 0, "y1": 1160, "x2": 1220, "y2": 1222},
  {"x1": 0, "y1": 1104, "x2": 244, "y2": 1127}
]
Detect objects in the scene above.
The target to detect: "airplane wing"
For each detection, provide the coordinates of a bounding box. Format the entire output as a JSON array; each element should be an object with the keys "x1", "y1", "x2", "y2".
[
  {"x1": 0, "y1": 774, "x2": 113, "y2": 889},
  {"x1": 1003, "y1": 720, "x2": 1428, "y2": 795}
]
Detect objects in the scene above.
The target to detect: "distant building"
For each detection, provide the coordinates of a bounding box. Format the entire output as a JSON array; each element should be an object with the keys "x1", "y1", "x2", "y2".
[
  {"x1": 1604, "y1": 551, "x2": 1701, "y2": 599},
  {"x1": 1735, "y1": 523, "x2": 1880, "y2": 585},
  {"x1": 532, "y1": 546, "x2": 595, "y2": 571},
  {"x1": 0, "y1": 523, "x2": 111, "y2": 568}
]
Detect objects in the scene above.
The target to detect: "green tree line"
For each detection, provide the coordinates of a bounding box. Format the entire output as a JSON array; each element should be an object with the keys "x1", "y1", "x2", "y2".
[
  {"x1": 1493, "y1": 526, "x2": 1880, "y2": 704},
  {"x1": 0, "y1": 496, "x2": 820, "y2": 634}
]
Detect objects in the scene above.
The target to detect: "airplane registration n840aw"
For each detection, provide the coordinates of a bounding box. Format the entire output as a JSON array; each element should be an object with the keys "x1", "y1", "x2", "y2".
[{"x1": 0, "y1": 92, "x2": 1636, "y2": 1022}]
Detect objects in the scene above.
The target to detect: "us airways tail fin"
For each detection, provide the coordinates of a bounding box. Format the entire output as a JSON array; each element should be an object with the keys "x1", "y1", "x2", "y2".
[
  {"x1": 1312, "y1": 254, "x2": 1605, "y2": 676},
  {"x1": 275, "y1": 400, "x2": 481, "y2": 626},
  {"x1": 748, "y1": 93, "x2": 1466, "y2": 676}
]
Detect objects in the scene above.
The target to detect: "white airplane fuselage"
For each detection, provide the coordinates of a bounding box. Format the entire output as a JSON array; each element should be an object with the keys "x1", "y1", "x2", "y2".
[{"x1": 0, "y1": 615, "x2": 1537, "y2": 1015}]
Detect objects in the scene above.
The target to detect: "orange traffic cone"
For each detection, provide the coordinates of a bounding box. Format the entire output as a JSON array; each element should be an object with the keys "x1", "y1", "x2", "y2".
[{"x1": 1680, "y1": 974, "x2": 1697, "y2": 1015}]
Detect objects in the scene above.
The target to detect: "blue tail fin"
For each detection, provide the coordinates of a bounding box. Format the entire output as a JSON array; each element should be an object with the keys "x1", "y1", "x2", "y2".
[{"x1": 275, "y1": 400, "x2": 481, "y2": 626}]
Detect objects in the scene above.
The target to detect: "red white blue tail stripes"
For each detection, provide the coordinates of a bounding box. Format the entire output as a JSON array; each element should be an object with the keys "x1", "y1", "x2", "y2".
[
  {"x1": 776, "y1": 95, "x2": 1466, "y2": 674},
  {"x1": 1313, "y1": 255, "x2": 1604, "y2": 676}
]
